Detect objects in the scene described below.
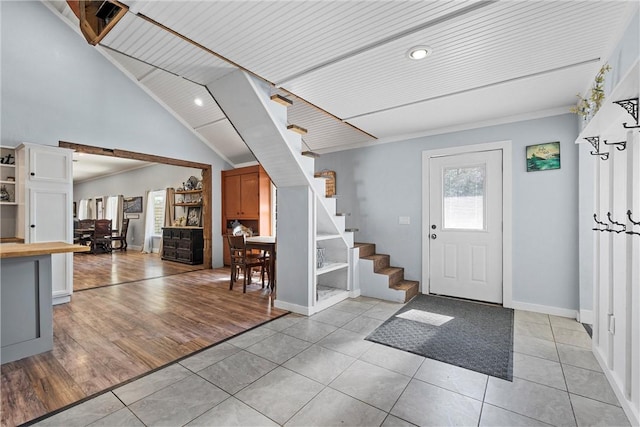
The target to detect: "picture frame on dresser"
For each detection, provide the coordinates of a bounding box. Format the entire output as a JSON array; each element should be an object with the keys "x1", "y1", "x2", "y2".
[{"x1": 187, "y1": 206, "x2": 201, "y2": 227}]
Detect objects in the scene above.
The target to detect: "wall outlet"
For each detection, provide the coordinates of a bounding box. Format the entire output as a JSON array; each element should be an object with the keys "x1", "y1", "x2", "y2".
[{"x1": 399, "y1": 216, "x2": 410, "y2": 225}]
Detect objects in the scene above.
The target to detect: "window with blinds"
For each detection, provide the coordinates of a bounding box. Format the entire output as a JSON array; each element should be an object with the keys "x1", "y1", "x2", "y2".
[{"x1": 151, "y1": 191, "x2": 165, "y2": 235}]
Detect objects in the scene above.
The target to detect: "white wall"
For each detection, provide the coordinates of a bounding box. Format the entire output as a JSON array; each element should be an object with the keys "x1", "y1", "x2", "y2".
[
  {"x1": 0, "y1": 1, "x2": 231, "y2": 266},
  {"x1": 74, "y1": 164, "x2": 202, "y2": 250},
  {"x1": 577, "y1": 10, "x2": 639, "y2": 320},
  {"x1": 317, "y1": 114, "x2": 581, "y2": 312}
]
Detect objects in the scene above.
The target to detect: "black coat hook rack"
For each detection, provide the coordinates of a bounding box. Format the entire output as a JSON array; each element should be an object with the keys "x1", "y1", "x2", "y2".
[
  {"x1": 603, "y1": 139, "x2": 626, "y2": 151},
  {"x1": 613, "y1": 97, "x2": 640, "y2": 129},
  {"x1": 584, "y1": 136, "x2": 609, "y2": 160},
  {"x1": 593, "y1": 213, "x2": 610, "y2": 231},
  {"x1": 607, "y1": 212, "x2": 626, "y2": 233},
  {"x1": 627, "y1": 210, "x2": 640, "y2": 236}
]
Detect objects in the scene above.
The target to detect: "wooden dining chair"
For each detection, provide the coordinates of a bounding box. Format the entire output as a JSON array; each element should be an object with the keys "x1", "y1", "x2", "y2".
[
  {"x1": 227, "y1": 235, "x2": 267, "y2": 293},
  {"x1": 232, "y1": 227, "x2": 271, "y2": 286},
  {"x1": 90, "y1": 219, "x2": 112, "y2": 254},
  {"x1": 76, "y1": 219, "x2": 95, "y2": 246},
  {"x1": 111, "y1": 218, "x2": 129, "y2": 251}
]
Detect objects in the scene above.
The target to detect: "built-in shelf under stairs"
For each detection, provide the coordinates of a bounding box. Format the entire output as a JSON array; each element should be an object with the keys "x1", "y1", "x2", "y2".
[{"x1": 356, "y1": 242, "x2": 419, "y2": 303}]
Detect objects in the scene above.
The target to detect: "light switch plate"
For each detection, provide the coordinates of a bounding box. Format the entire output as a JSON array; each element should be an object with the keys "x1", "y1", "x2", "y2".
[{"x1": 399, "y1": 216, "x2": 410, "y2": 225}]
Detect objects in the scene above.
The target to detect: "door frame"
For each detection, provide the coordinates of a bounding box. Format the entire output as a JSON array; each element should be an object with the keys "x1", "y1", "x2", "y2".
[
  {"x1": 421, "y1": 140, "x2": 513, "y2": 308},
  {"x1": 58, "y1": 140, "x2": 213, "y2": 269}
]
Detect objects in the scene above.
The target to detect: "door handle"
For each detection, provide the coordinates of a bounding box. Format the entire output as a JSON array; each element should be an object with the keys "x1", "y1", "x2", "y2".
[{"x1": 431, "y1": 233, "x2": 437, "y2": 239}]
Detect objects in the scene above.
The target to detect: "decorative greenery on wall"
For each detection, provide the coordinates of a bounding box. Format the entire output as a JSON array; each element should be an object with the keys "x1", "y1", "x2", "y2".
[{"x1": 570, "y1": 64, "x2": 612, "y2": 119}]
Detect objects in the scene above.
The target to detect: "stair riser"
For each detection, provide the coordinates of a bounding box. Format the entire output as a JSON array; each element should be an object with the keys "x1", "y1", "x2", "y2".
[
  {"x1": 373, "y1": 255, "x2": 390, "y2": 272},
  {"x1": 300, "y1": 155, "x2": 315, "y2": 177},
  {"x1": 333, "y1": 215, "x2": 345, "y2": 231},
  {"x1": 387, "y1": 269, "x2": 404, "y2": 286},
  {"x1": 319, "y1": 197, "x2": 336, "y2": 214},
  {"x1": 312, "y1": 176, "x2": 327, "y2": 196},
  {"x1": 357, "y1": 244, "x2": 376, "y2": 258},
  {"x1": 343, "y1": 231, "x2": 354, "y2": 248},
  {"x1": 403, "y1": 284, "x2": 419, "y2": 302}
]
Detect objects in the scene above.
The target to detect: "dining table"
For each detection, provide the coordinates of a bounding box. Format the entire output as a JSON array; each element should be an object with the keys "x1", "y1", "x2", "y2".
[
  {"x1": 245, "y1": 236, "x2": 276, "y2": 294},
  {"x1": 74, "y1": 227, "x2": 119, "y2": 237},
  {"x1": 74, "y1": 227, "x2": 119, "y2": 251}
]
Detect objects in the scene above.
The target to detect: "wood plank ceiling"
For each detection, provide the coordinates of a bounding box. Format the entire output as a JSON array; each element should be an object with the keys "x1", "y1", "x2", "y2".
[{"x1": 47, "y1": 0, "x2": 636, "y2": 165}]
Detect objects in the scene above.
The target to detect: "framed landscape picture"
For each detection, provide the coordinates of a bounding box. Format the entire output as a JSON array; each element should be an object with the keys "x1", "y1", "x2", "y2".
[
  {"x1": 123, "y1": 196, "x2": 143, "y2": 213},
  {"x1": 526, "y1": 142, "x2": 560, "y2": 172}
]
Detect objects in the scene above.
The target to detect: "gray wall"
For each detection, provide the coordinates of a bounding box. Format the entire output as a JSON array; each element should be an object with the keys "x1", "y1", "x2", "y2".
[
  {"x1": 1, "y1": 1, "x2": 231, "y2": 266},
  {"x1": 74, "y1": 164, "x2": 202, "y2": 250},
  {"x1": 317, "y1": 114, "x2": 581, "y2": 311}
]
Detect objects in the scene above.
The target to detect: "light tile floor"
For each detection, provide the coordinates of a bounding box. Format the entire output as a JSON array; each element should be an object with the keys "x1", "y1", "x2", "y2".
[{"x1": 35, "y1": 297, "x2": 632, "y2": 427}]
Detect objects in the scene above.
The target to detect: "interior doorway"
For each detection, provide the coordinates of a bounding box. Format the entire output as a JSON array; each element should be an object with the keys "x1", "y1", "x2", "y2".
[
  {"x1": 422, "y1": 141, "x2": 513, "y2": 307},
  {"x1": 59, "y1": 140, "x2": 213, "y2": 269}
]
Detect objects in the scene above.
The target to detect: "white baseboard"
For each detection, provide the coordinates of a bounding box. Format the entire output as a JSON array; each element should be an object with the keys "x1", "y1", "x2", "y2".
[
  {"x1": 274, "y1": 291, "x2": 360, "y2": 316},
  {"x1": 578, "y1": 309, "x2": 594, "y2": 324},
  {"x1": 273, "y1": 300, "x2": 312, "y2": 316},
  {"x1": 128, "y1": 245, "x2": 142, "y2": 251},
  {"x1": 593, "y1": 345, "x2": 640, "y2": 427},
  {"x1": 511, "y1": 301, "x2": 578, "y2": 319},
  {"x1": 52, "y1": 295, "x2": 71, "y2": 305}
]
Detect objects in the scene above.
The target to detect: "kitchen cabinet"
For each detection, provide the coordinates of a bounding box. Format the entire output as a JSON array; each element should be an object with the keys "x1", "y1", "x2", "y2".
[
  {"x1": 0, "y1": 146, "x2": 18, "y2": 240},
  {"x1": 224, "y1": 172, "x2": 259, "y2": 218},
  {"x1": 15, "y1": 143, "x2": 74, "y2": 305},
  {"x1": 221, "y1": 165, "x2": 272, "y2": 265}
]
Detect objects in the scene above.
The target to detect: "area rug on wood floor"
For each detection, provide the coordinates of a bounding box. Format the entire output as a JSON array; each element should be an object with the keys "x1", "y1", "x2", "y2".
[{"x1": 365, "y1": 294, "x2": 514, "y2": 380}]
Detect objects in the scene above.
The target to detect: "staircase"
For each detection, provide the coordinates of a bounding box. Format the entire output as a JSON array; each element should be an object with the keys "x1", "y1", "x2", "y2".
[
  {"x1": 356, "y1": 243, "x2": 419, "y2": 303},
  {"x1": 207, "y1": 69, "x2": 355, "y2": 315}
]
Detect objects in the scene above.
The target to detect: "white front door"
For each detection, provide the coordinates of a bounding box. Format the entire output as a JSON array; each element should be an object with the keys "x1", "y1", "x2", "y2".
[{"x1": 428, "y1": 149, "x2": 503, "y2": 303}]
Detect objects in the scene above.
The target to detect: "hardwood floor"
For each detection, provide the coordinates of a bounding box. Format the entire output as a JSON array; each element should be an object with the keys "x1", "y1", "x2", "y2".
[
  {"x1": 73, "y1": 251, "x2": 204, "y2": 291},
  {"x1": 1, "y1": 266, "x2": 286, "y2": 427}
]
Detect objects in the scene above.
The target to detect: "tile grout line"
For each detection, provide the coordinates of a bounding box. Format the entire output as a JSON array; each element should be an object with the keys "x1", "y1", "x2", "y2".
[
  {"x1": 476, "y1": 374, "x2": 490, "y2": 426},
  {"x1": 550, "y1": 313, "x2": 580, "y2": 427}
]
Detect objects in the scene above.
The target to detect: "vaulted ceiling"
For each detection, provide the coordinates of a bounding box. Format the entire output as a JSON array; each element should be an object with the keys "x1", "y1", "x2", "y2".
[{"x1": 46, "y1": 0, "x2": 636, "y2": 168}]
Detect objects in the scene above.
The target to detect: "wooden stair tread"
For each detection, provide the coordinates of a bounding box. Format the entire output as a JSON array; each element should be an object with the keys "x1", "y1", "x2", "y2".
[
  {"x1": 362, "y1": 254, "x2": 389, "y2": 260},
  {"x1": 391, "y1": 280, "x2": 419, "y2": 290},
  {"x1": 378, "y1": 267, "x2": 403, "y2": 275},
  {"x1": 354, "y1": 242, "x2": 374, "y2": 247}
]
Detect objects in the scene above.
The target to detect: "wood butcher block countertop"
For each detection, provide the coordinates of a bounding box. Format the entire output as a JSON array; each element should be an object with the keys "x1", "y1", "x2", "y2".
[{"x1": 0, "y1": 241, "x2": 90, "y2": 259}]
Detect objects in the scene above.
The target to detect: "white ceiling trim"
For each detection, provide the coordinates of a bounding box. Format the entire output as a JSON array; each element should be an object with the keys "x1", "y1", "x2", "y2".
[{"x1": 326, "y1": 105, "x2": 574, "y2": 154}]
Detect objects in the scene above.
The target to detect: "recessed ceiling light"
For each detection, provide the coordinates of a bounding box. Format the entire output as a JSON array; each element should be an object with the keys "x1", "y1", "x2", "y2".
[
  {"x1": 194, "y1": 98, "x2": 204, "y2": 107},
  {"x1": 406, "y1": 45, "x2": 433, "y2": 60}
]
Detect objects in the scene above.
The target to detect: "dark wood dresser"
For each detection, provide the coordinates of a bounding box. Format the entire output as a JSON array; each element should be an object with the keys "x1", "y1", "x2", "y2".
[{"x1": 161, "y1": 227, "x2": 203, "y2": 265}]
